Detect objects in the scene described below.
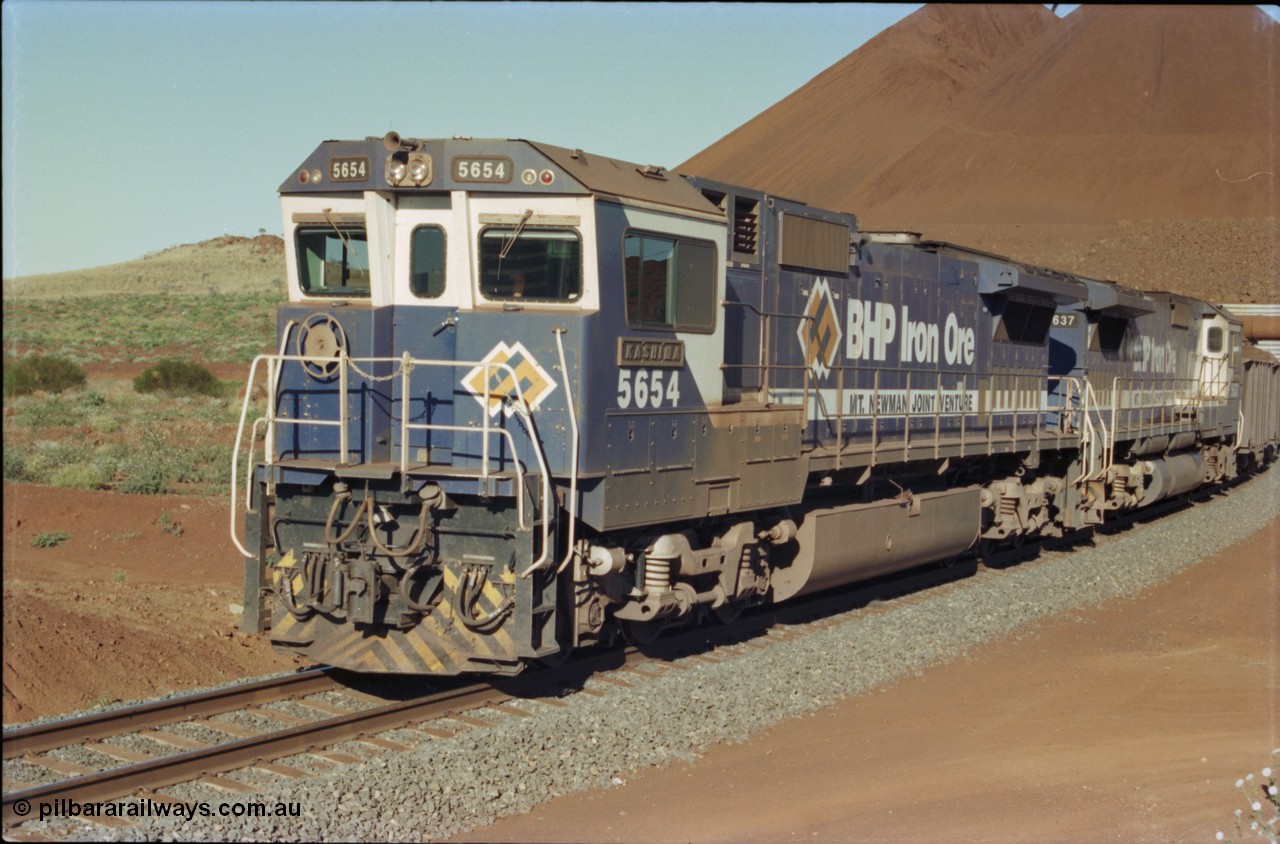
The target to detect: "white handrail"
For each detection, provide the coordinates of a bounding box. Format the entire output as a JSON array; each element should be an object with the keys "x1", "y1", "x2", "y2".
[
  {"x1": 230, "y1": 349, "x2": 558, "y2": 565},
  {"x1": 512, "y1": 399, "x2": 553, "y2": 578},
  {"x1": 552, "y1": 329, "x2": 579, "y2": 576},
  {"x1": 1074, "y1": 377, "x2": 1109, "y2": 484},
  {"x1": 231, "y1": 351, "x2": 349, "y2": 558}
]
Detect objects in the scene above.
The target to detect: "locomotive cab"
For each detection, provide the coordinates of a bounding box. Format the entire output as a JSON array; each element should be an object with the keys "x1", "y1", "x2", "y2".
[
  {"x1": 1197, "y1": 306, "x2": 1239, "y2": 402},
  {"x1": 233, "y1": 135, "x2": 742, "y2": 674}
]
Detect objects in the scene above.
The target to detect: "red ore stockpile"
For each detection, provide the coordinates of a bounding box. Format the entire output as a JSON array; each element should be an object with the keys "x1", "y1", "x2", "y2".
[{"x1": 679, "y1": 4, "x2": 1279, "y2": 303}]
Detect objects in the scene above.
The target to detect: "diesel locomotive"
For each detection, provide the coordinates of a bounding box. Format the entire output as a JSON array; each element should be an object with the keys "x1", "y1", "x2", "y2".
[{"x1": 231, "y1": 134, "x2": 1279, "y2": 675}]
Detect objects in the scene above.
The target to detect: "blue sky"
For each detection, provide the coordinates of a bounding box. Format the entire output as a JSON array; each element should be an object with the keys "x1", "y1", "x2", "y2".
[
  {"x1": 1, "y1": 1, "x2": 924, "y2": 278},
  {"x1": 2, "y1": 2, "x2": 1272, "y2": 279},
  {"x1": 0, "y1": 2, "x2": 926, "y2": 279}
]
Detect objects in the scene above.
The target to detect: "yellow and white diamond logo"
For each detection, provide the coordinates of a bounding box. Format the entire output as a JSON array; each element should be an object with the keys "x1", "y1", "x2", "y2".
[
  {"x1": 797, "y1": 277, "x2": 842, "y2": 380},
  {"x1": 462, "y1": 341, "x2": 558, "y2": 417}
]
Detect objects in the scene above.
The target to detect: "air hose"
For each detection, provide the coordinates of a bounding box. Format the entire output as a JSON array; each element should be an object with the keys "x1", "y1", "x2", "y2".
[{"x1": 453, "y1": 567, "x2": 514, "y2": 632}]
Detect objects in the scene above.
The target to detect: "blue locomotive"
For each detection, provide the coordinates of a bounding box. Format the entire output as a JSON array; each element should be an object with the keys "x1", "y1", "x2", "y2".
[{"x1": 231, "y1": 134, "x2": 1277, "y2": 674}]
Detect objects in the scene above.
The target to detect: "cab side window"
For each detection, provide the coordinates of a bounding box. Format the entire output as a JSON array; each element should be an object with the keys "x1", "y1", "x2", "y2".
[
  {"x1": 623, "y1": 232, "x2": 715, "y2": 332},
  {"x1": 1205, "y1": 326, "x2": 1224, "y2": 355}
]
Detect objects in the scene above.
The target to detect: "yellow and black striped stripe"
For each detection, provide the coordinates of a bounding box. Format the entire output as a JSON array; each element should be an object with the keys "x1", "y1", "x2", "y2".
[{"x1": 267, "y1": 563, "x2": 520, "y2": 674}]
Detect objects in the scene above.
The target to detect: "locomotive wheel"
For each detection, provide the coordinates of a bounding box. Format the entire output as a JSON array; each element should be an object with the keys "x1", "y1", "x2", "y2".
[
  {"x1": 979, "y1": 534, "x2": 1026, "y2": 566},
  {"x1": 534, "y1": 646, "x2": 574, "y2": 669},
  {"x1": 712, "y1": 600, "x2": 744, "y2": 625},
  {"x1": 620, "y1": 619, "x2": 663, "y2": 646}
]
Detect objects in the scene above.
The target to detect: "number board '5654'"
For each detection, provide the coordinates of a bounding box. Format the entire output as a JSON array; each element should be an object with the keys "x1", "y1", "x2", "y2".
[{"x1": 617, "y1": 369, "x2": 680, "y2": 409}]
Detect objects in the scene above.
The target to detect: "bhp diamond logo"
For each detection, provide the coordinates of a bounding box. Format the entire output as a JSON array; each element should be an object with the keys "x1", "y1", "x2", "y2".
[
  {"x1": 462, "y1": 341, "x2": 557, "y2": 417},
  {"x1": 797, "y1": 278, "x2": 842, "y2": 379}
]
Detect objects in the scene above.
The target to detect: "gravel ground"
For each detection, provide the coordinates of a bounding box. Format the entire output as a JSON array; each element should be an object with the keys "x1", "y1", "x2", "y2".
[
  {"x1": 161, "y1": 720, "x2": 243, "y2": 747},
  {"x1": 12, "y1": 470, "x2": 1278, "y2": 842},
  {"x1": 3, "y1": 757, "x2": 61, "y2": 788}
]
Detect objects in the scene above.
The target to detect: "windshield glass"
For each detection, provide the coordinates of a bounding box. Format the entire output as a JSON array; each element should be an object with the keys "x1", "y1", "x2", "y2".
[
  {"x1": 479, "y1": 227, "x2": 581, "y2": 301},
  {"x1": 296, "y1": 225, "x2": 370, "y2": 297}
]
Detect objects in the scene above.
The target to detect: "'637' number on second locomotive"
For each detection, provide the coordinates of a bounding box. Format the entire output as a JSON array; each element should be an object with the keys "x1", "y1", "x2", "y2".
[{"x1": 617, "y1": 369, "x2": 680, "y2": 409}]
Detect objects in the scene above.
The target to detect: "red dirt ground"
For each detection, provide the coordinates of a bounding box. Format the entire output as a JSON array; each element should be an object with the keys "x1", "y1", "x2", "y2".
[
  {"x1": 2, "y1": 483, "x2": 301, "y2": 723},
  {"x1": 1, "y1": 483, "x2": 1274, "y2": 842},
  {"x1": 460, "y1": 516, "x2": 1279, "y2": 844}
]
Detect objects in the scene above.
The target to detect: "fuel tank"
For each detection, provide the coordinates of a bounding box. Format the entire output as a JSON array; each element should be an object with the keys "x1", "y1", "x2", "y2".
[
  {"x1": 1138, "y1": 452, "x2": 1205, "y2": 505},
  {"x1": 771, "y1": 487, "x2": 980, "y2": 602}
]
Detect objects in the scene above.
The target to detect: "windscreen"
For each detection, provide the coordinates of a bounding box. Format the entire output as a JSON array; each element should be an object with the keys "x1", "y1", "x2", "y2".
[
  {"x1": 479, "y1": 227, "x2": 582, "y2": 302},
  {"x1": 296, "y1": 225, "x2": 370, "y2": 297}
]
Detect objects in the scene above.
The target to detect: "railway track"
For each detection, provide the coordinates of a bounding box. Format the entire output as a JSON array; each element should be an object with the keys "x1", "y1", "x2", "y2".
[
  {"x1": 1, "y1": 550, "x2": 973, "y2": 833},
  {"x1": 1, "y1": 666, "x2": 533, "y2": 828},
  {"x1": 0, "y1": 477, "x2": 1245, "y2": 834}
]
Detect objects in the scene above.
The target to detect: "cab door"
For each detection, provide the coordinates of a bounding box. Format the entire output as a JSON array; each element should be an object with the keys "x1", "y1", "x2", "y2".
[
  {"x1": 1198, "y1": 313, "x2": 1231, "y2": 402},
  {"x1": 391, "y1": 198, "x2": 460, "y2": 466}
]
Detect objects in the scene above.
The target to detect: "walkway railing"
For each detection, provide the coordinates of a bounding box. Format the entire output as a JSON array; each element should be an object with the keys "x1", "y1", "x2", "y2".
[{"x1": 230, "y1": 351, "x2": 553, "y2": 572}]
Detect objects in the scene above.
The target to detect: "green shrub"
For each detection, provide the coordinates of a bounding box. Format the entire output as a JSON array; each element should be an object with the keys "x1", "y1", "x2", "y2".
[
  {"x1": 15, "y1": 395, "x2": 80, "y2": 429},
  {"x1": 23, "y1": 441, "x2": 93, "y2": 484},
  {"x1": 117, "y1": 430, "x2": 178, "y2": 494},
  {"x1": 86, "y1": 414, "x2": 120, "y2": 434},
  {"x1": 50, "y1": 459, "x2": 115, "y2": 490},
  {"x1": 3, "y1": 354, "x2": 86, "y2": 397},
  {"x1": 3, "y1": 449, "x2": 29, "y2": 482},
  {"x1": 157, "y1": 511, "x2": 184, "y2": 537},
  {"x1": 30, "y1": 530, "x2": 71, "y2": 548},
  {"x1": 132, "y1": 359, "x2": 224, "y2": 397},
  {"x1": 119, "y1": 453, "x2": 177, "y2": 495},
  {"x1": 194, "y1": 444, "x2": 234, "y2": 485}
]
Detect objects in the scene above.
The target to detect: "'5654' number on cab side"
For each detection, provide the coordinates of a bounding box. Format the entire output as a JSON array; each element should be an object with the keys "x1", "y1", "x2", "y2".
[{"x1": 617, "y1": 369, "x2": 680, "y2": 409}]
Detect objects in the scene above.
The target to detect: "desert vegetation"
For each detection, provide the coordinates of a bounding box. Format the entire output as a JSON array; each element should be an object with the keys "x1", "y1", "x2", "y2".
[
  {"x1": 3, "y1": 353, "x2": 87, "y2": 398},
  {"x1": 3, "y1": 291, "x2": 278, "y2": 366},
  {"x1": 3, "y1": 375, "x2": 245, "y2": 495},
  {"x1": 2, "y1": 236, "x2": 283, "y2": 496},
  {"x1": 1, "y1": 234, "x2": 284, "y2": 300},
  {"x1": 1218, "y1": 750, "x2": 1280, "y2": 843}
]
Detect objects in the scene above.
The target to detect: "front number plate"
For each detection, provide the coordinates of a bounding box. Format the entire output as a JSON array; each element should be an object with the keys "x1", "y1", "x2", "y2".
[
  {"x1": 453, "y1": 157, "x2": 513, "y2": 183},
  {"x1": 329, "y1": 157, "x2": 370, "y2": 182}
]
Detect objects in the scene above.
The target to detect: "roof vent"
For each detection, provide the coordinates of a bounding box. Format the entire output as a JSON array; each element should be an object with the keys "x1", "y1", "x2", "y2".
[{"x1": 732, "y1": 196, "x2": 759, "y2": 259}]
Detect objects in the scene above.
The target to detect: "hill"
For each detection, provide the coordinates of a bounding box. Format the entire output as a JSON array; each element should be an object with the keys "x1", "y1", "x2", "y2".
[
  {"x1": 679, "y1": 4, "x2": 1062, "y2": 216},
  {"x1": 678, "y1": 4, "x2": 1278, "y2": 304},
  {"x1": 2, "y1": 235, "x2": 286, "y2": 300},
  {"x1": 859, "y1": 4, "x2": 1278, "y2": 226}
]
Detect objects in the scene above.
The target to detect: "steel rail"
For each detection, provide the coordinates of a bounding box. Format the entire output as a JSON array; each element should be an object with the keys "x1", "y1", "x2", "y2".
[
  {"x1": 2, "y1": 669, "x2": 341, "y2": 760},
  {"x1": 2, "y1": 680, "x2": 506, "y2": 827}
]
